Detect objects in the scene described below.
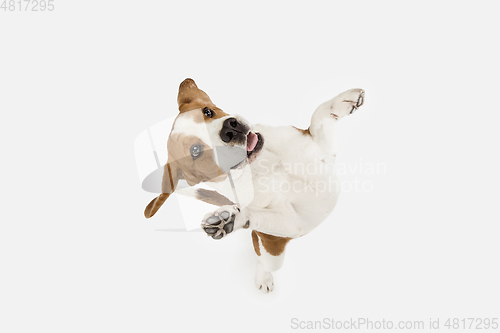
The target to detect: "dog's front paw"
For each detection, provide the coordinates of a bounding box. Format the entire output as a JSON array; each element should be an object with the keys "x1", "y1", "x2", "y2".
[
  {"x1": 330, "y1": 88, "x2": 365, "y2": 119},
  {"x1": 201, "y1": 205, "x2": 241, "y2": 240}
]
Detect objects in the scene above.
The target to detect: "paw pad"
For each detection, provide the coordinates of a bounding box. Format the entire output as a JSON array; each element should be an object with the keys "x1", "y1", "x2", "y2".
[{"x1": 202, "y1": 209, "x2": 236, "y2": 240}]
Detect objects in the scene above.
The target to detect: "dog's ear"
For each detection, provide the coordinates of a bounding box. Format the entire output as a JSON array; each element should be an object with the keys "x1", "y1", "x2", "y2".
[
  {"x1": 144, "y1": 162, "x2": 181, "y2": 218},
  {"x1": 177, "y1": 78, "x2": 215, "y2": 113}
]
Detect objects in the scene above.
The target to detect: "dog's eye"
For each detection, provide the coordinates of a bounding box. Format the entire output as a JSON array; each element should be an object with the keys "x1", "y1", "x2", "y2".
[
  {"x1": 203, "y1": 107, "x2": 214, "y2": 118},
  {"x1": 190, "y1": 145, "x2": 203, "y2": 159}
]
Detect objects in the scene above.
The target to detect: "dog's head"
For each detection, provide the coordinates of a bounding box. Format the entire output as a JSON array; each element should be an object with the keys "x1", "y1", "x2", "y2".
[{"x1": 144, "y1": 78, "x2": 264, "y2": 218}]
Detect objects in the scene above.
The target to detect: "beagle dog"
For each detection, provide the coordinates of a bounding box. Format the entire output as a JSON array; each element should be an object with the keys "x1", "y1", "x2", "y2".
[{"x1": 144, "y1": 78, "x2": 364, "y2": 293}]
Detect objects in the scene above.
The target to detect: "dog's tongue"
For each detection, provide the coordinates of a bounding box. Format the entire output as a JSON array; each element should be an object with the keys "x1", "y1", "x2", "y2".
[{"x1": 246, "y1": 132, "x2": 258, "y2": 152}]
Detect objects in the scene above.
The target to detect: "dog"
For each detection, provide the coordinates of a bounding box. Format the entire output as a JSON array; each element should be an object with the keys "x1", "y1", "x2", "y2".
[{"x1": 144, "y1": 78, "x2": 364, "y2": 293}]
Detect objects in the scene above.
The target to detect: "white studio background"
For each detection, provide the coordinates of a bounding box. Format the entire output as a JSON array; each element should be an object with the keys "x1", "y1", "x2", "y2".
[{"x1": 1, "y1": 1, "x2": 499, "y2": 332}]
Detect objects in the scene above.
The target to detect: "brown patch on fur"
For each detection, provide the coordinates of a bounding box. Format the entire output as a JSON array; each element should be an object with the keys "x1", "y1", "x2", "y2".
[
  {"x1": 177, "y1": 78, "x2": 228, "y2": 123},
  {"x1": 254, "y1": 231, "x2": 291, "y2": 256},
  {"x1": 163, "y1": 162, "x2": 178, "y2": 194},
  {"x1": 144, "y1": 137, "x2": 228, "y2": 217},
  {"x1": 293, "y1": 126, "x2": 311, "y2": 136},
  {"x1": 144, "y1": 162, "x2": 181, "y2": 218},
  {"x1": 252, "y1": 230, "x2": 261, "y2": 256},
  {"x1": 144, "y1": 193, "x2": 170, "y2": 218},
  {"x1": 167, "y1": 133, "x2": 227, "y2": 186},
  {"x1": 145, "y1": 78, "x2": 234, "y2": 219},
  {"x1": 196, "y1": 189, "x2": 234, "y2": 206},
  {"x1": 144, "y1": 135, "x2": 228, "y2": 218}
]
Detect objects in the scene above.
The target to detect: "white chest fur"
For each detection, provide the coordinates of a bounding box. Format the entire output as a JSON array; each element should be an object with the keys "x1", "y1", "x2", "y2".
[{"x1": 247, "y1": 124, "x2": 341, "y2": 236}]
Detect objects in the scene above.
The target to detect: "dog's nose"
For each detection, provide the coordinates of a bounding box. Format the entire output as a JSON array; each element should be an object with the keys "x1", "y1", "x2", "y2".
[{"x1": 220, "y1": 117, "x2": 246, "y2": 143}]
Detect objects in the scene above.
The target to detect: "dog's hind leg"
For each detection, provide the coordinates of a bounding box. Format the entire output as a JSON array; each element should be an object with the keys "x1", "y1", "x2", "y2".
[
  {"x1": 308, "y1": 88, "x2": 365, "y2": 155},
  {"x1": 251, "y1": 230, "x2": 291, "y2": 293}
]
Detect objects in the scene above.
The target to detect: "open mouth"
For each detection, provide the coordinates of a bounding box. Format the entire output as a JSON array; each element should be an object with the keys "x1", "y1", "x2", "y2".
[
  {"x1": 228, "y1": 132, "x2": 264, "y2": 170},
  {"x1": 246, "y1": 132, "x2": 264, "y2": 159}
]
